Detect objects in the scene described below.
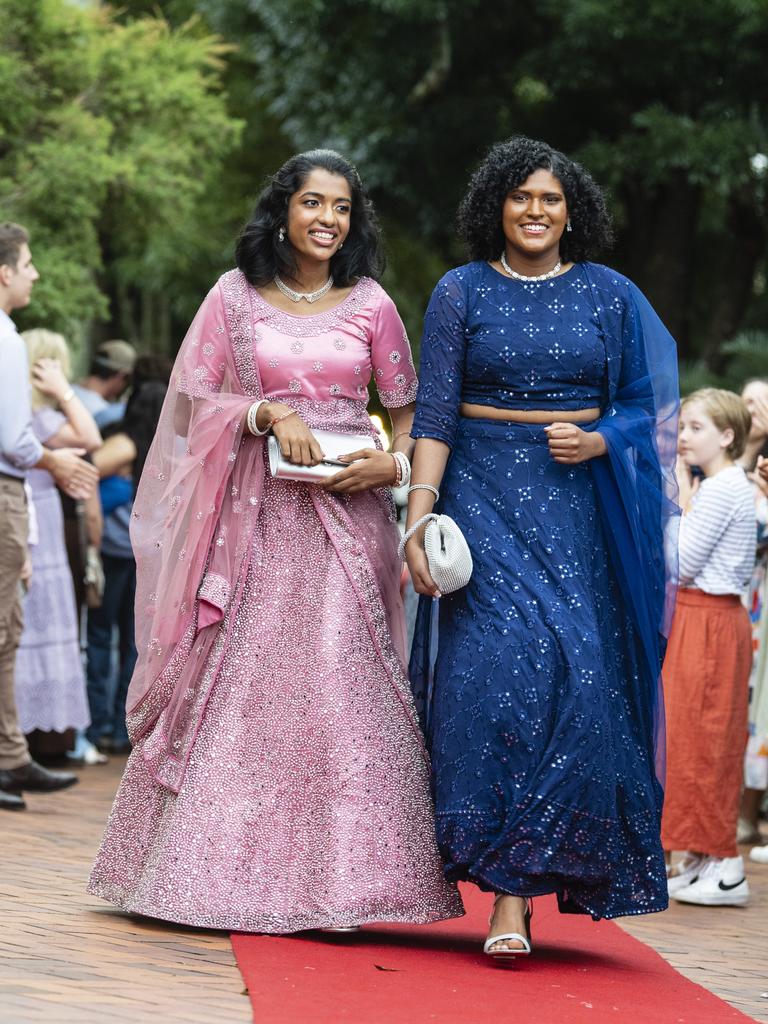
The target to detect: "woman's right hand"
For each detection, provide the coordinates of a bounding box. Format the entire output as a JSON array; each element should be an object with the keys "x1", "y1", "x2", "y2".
[
  {"x1": 753, "y1": 455, "x2": 768, "y2": 498},
  {"x1": 405, "y1": 530, "x2": 441, "y2": 598},
  {"x1": 262, "y1": 402, "x2": 324, "y2": 466},
  {"x1": 32, "y1": 358, "x2": 70, "y2": 402}
]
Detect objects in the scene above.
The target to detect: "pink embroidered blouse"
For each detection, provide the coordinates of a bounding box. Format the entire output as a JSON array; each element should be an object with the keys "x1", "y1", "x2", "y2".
[{"x1": 250, "y1": 277, "x2": 418, "y2": 408}]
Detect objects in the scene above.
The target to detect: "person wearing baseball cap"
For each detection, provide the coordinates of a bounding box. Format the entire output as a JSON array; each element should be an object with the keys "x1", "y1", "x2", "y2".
[{"x1": 73, "y1": 340, "x2": 137, "y2": 429}]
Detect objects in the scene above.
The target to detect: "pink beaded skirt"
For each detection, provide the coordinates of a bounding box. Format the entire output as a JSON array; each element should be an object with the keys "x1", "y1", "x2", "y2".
[{"x1": 88, "y1": 477, "x2": 463, "y2": 932}]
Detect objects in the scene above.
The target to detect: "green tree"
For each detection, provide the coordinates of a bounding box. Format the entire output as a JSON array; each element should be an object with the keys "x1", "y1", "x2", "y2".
[
  {"x1": 0, "y1": 0, "x2": 114, "y2": 338},
  {"x1": 536, "y1": 0, "x2": 768, "y2": 366},
  {"x1": 0, "y1": 0, "x2": 243, "y2": 352},
  {"x1": 6, "y1": 0, "x2": 767, "y2": 370},
  {"x1": 200, "y1": 0, "x2": 768, "y2": 365}
]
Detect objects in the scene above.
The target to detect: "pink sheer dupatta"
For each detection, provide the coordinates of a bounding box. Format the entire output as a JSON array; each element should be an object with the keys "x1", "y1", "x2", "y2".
[
  {"x1": 126, "y1": 273, "x2": 264, "y2": 789},
  {"x1": 127, "y1": 270, "x2": 420, "y2": 794}
]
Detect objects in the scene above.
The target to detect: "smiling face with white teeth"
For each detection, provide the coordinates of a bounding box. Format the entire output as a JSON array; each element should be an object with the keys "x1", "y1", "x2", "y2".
[
  {"x1": 500, "y1": 168, "x2": 569, "y2": 275},
  {"x1": 285, "y1": 168, "x2": 352, "y2": 277}
]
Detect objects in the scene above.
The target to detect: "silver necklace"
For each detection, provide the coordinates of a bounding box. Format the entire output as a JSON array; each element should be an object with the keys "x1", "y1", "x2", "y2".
[
  {"x1": 500, "y1": 251, "x2": 562, "y2": 282},
  {"x1": 274, "y1": 273, "x2": 334, "y2": 304}
]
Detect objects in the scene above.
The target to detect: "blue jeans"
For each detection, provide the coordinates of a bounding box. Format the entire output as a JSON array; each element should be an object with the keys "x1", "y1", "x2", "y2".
[{"x1": 85, "y1": 554, "x2": 136, "y2": 746}]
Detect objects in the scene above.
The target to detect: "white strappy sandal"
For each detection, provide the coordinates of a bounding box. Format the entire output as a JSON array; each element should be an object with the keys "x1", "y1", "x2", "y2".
[{"x1": 483, "y1": 896, "x2": 533, "y2": 961}]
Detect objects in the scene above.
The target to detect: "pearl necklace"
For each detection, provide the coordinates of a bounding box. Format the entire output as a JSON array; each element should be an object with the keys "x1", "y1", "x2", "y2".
[
  {"x1": 274, "y1": 273, "x2": 334, "y2": 303},
  {"x1": 500, "y1": 251, "x2": 562, "y2": 282}
]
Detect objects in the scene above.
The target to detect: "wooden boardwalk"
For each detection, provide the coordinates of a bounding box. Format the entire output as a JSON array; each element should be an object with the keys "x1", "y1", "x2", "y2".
[{"x1": 2, "y1": 756, "x2": 766, "y2": 1023}]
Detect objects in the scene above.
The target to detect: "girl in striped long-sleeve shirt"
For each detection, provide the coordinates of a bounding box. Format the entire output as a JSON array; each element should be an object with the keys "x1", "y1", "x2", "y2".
[{"x1": 663, "y1": 388, "x2": 756, "y2": 907}]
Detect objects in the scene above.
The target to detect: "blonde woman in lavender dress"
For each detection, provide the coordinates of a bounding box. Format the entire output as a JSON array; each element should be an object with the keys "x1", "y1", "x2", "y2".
[
  {"x1": 15, "y1": 330, "x2": 101, "y2": 740},
  {"x1": 88, "y1": 150, "x2": 462, "y2": 932}
]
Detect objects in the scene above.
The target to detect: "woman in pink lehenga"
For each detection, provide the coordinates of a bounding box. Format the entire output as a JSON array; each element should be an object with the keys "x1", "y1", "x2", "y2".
[{"x1": 88, "y1": 150, "x2": 462, "y2": 932}]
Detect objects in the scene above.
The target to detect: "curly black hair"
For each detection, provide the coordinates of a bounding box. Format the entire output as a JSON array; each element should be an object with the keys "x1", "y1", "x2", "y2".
[
  {"x1": 457, "y1": 136, "x2": 613, "y2": 264},
  {"x1": 235, "y1": 149, "x2": 384, "y2": 287}
]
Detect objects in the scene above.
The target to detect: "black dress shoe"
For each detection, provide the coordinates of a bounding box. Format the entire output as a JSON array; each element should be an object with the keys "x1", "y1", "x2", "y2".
[
  {"x1": 107, "y1": 740, "x2": 132, "y2": 756},
  {"x1": 0, "y1": 789, "x2": 26, "y2": 811},
  {"x1": 0, "y1": 760, "x2": 78, "y2": 793}
]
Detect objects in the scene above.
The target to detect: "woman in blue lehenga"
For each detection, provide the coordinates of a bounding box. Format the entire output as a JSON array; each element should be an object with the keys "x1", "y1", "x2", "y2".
[{"x1": 405, "y1": 137, "x2": 679, "y2": 959}]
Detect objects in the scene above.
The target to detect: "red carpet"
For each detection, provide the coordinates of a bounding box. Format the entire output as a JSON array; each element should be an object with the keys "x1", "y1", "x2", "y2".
[{"x1": 231, "y1": 885, "x2": 756, "y2": 1024}]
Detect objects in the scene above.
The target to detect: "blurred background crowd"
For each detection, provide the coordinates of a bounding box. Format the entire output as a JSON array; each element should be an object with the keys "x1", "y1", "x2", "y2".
[{"x1": 6, "y1": 327, "x2": 171, "y2": 769}]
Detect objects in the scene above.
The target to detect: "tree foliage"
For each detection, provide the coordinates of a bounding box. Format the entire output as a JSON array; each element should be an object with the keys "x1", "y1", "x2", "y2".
[
  {"x1": 0, "y1": 0, "x2": 243, "y2": 352},
  {"x1": 3, "y1": 0, "x2": 767, "y2": 373},
  {"x1": 201, "y1": 0, "x2": 768, "y2": 364}
]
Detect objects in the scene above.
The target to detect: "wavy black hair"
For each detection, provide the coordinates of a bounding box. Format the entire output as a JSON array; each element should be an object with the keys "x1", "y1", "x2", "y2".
[
  {"x1": 123, "y1": 380, "x2": 169, "y2": 490},
  {"x1": 235, "y1": 149, "x2": 384, "y2": 286},
  {"x1": 458, "y1": 136, "x2": 613, "y2": 264},
  {"x1": 105, "y1": 355, "x2": 172, "y2": 490}
]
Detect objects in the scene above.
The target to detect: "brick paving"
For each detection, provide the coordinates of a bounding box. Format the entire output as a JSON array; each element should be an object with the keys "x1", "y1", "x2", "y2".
[
  {"x1": 2, "y1": 757, "x2": 767, "y2": 1023},
  {"x1": 619, "y1": 850, "x2": 768, "y2": 1023},
  {"x1": 1, "y1": 757, "x2": 248, "y2": 1024}
]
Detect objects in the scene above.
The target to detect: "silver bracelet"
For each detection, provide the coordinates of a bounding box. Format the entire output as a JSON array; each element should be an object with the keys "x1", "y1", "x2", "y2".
[
  {"x1": 407, "y1": 483, "x2": 439, "y2": 500},
  {"x1": 397, "y1": 513, "x2": 437, "y2": 560},
  {"x1": 247, "y1": 400, "x2": 270, "y2": 436}
]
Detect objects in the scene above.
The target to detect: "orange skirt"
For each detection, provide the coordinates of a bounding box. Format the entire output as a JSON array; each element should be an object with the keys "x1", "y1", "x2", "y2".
[{"x1": 660, "y1": 589, "x2": 752, "y2": 858}]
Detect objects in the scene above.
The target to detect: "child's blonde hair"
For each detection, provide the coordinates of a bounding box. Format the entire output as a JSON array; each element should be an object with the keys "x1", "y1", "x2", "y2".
[
  {"x1": 21, "y1": 328, "x2": 72, "y2": 411},
  {"x1": 682, "y1": 387, "x2": 751, "y2": 460}
]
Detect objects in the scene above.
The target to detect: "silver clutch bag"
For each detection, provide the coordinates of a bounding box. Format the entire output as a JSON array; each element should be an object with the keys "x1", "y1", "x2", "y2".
[
  {"x1": 398, "y1": 513, "x2": 473, "y2": 594},
  {"x1": 267, "y1": 429, "x2": 375, "y2": 483}
]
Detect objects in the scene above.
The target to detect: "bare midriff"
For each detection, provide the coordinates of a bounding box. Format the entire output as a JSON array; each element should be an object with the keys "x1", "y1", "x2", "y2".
[{"x1": 460, "y1": 402, "x2": 600, "y2": 424}]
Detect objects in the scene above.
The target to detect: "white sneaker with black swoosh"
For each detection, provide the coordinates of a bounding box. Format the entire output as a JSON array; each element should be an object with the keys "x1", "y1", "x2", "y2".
[
  {"x1": 671, "y1": 855, "x2": 749, "y2": 907},
  {"x1": 666, "y1": 852, "x2": 708, "y2": 896}
]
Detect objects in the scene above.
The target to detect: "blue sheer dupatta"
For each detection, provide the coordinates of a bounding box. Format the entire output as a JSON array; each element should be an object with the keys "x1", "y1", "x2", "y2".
[{"x1": 577, "y1": 265, "x2": 679, "y2": 785}]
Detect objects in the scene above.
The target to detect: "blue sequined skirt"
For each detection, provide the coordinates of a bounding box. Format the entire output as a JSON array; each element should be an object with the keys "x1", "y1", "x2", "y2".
[{"x1": 410, "y1": 417, "x2": 667, "y2": 919}]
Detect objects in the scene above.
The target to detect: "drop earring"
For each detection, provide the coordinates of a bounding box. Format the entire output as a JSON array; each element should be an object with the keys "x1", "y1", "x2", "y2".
[
  {"x1": 278, "y1": 227, "x2": 285, "y2": 242},
  {"x1": 566, "y1": 219, "x2": 572, "y2": 233},
  {"x1": 338, "y1": 242, "x2": 343, "y2": 250}
]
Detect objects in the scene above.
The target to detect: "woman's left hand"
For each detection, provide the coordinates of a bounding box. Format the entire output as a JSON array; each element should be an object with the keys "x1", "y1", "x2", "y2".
[
  {"x1": 32, "y1": 358, "x2": 70, "y2": 402},
  {"x1": 323, "y1": 448, "x2": 397, "y2": 494},
  {"x1": 545, "y1": 422, "x2": 607, "y2": 464},
  {"x1": 675, "y1": 454, "x2": 700, "y2": 510},
  {"x1": 751, "y1": 394, "x2": 768, "y2": 438}
]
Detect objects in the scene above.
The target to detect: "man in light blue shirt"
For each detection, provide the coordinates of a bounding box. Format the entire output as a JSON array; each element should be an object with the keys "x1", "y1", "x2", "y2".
[
  {"x1": 0, "y1": 222, "x2": 99, "y2": 811},
  {"x1": 72, "y1": 338, "x2": 136, "y2": 429}
]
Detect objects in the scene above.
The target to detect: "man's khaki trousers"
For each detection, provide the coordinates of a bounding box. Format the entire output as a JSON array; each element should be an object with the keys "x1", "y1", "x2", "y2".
[{"x1": 0, "y1": 476, "x2": 31, "y2": 770}]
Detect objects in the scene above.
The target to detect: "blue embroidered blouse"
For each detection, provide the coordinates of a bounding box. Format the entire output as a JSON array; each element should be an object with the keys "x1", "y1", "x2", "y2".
[{"x1": 412, "y1": 261, "x2": 611, "y2": 448}]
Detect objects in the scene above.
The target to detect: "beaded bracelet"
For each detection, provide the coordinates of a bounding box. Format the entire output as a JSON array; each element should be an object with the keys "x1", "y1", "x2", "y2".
[
  {"x1": 407, "y1": 483, "x2": 439, "y2": 500},
  {"x1": 268, "y1": 409, "x2": 298, "y2": 429}
]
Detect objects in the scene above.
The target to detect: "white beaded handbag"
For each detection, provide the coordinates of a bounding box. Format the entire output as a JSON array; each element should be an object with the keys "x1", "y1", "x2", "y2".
[{"x1": 398, "y1": 513, "x2": 473, "y2": 594}]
